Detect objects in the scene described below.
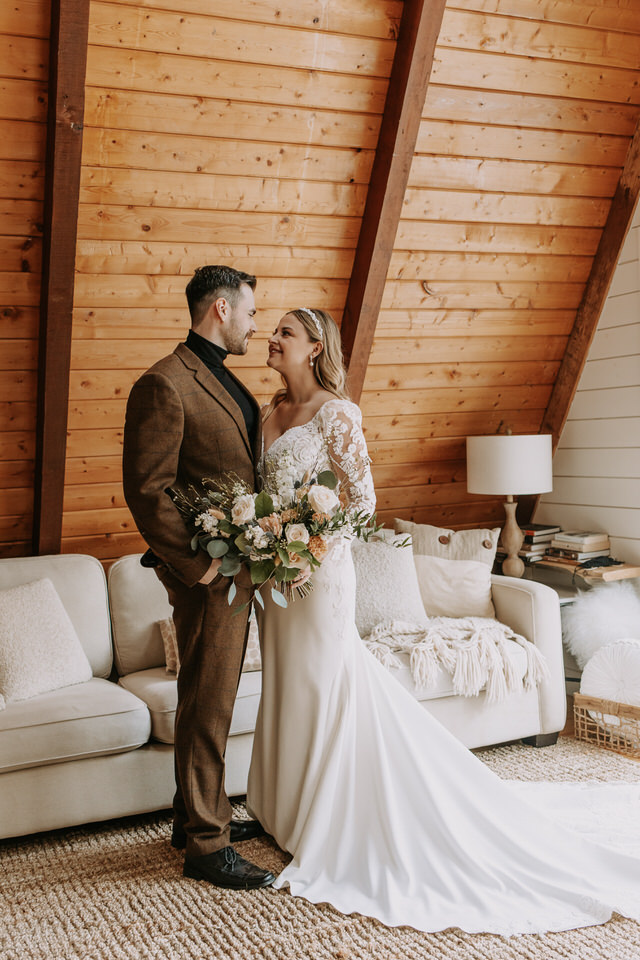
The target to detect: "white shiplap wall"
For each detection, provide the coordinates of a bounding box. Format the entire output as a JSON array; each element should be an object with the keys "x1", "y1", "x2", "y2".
[{"x1": 535, "y1": 203, "x2": 640, "y2": 564}]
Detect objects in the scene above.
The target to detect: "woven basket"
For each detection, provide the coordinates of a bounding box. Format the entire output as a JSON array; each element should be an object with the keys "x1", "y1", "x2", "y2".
[{"x1": 573, "y1": 692, "x2": 640, "y2": 760}]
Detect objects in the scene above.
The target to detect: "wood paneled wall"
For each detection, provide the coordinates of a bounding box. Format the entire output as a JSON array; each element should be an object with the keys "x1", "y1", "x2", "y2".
[
  {"x1": 0, "y1": 1, "x2": 49, "y2": 556},
  {"x1": 2, "y1": 0, "x2": 640, "y2": 562},
  {"x1": 365, "y1": 0, "x2": 640, "y2": 529},
  {"x1": 62, "y1": 0, "x2": 401, "y2": 560}
]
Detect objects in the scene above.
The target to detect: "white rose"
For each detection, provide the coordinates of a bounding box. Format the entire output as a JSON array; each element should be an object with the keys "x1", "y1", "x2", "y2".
[
  {"x1": 308, "y1": 484, "x2": 340, "y2": 516},
  {"x1": 231, "y1": 493, "x2": 256, "y2": 525},
  {"x1": 285, "y1": 523, "x2": 310, "y2": 545}
]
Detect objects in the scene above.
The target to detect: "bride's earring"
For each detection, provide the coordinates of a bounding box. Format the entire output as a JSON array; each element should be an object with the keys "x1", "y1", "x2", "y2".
[{"x1": 309, "y1": 355, "x2": 314, "y2": 367}]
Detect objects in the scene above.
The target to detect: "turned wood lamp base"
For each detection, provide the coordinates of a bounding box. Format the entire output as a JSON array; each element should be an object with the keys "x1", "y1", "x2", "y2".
[{"x1": 500, "y1": 496, "x2": 525, "y2": 578}]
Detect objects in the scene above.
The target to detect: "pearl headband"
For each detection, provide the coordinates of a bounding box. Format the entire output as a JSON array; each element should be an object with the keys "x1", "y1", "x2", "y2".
[{"x1": 299, "y1": 307, "x2": 323, "y2": 340}]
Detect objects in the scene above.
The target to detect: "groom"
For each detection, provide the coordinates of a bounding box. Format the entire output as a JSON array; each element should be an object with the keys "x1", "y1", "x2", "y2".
[{"x1": 122, "y1": 265, "x2": 275, "y2": 889}]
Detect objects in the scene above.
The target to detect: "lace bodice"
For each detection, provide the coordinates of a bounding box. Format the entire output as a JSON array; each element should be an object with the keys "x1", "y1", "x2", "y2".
[{"x1": 259, "y1": 398, "x2": 376, "y2": 516}]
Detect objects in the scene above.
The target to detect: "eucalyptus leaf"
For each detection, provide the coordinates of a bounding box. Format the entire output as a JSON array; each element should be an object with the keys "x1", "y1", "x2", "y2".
[
  {"x1": 270, "y1": 587, "x2": 289, "y2": 608},
  {"x1": 250, "y1": 559, "x2": 274, "y2": 584},
  {"x1": 317, "y1": 470, "x2": 338, "y2": 489},
  {"x1": 234, "y1": 532, "x2": 251, "y2": 554},
  {"x1": 227, "y1": 581, "x2": 237, "y2": 605},
  {"x1": 254, "y1": 490, "x2": 275, "y2": 519},
  {"x1": 277, "y1": 547, "x2": 293, "y2": 567},
  {"x1": 190, "y1": 534, "x2": 200, "y2": 552},
  {"x1": 286, "y1": 540, "x2": 307, "y2": 553},
  {"x1": 207, "y1": 539, "x2": 229, "y2": 558},
  {"x1": 220, "y1": 556, "x2": 242, "y2": 577},
  {"x1": 254, "y1": 589, "x2": 264, "y2": 609}
]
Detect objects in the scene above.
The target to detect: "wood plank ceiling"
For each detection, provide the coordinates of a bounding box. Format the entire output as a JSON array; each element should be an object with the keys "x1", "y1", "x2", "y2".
[{"x1": 0, "y1": 0, "x2": 639, "y2": 562}]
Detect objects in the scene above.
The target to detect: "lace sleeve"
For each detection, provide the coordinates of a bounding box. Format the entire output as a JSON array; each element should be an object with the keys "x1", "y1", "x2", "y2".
[{"x1": 319, "y1": 400, "x2": 376, "y2": 516}]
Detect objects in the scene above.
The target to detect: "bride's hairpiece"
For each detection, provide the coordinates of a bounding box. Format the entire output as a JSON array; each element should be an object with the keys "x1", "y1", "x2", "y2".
[{"x1": 299, "y1": 307, "x2": 323, "y2": 340}]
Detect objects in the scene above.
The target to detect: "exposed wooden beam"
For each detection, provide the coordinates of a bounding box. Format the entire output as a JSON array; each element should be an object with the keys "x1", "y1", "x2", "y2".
[
  {"x1": 541, "y1": 119, "x2": 640, "y2": 450},
  {"x1": 342, "y1": 0, "x2": 447, "y2": 401},
  {"x1": 33, "y1": 0, "x2": 90, "y2": 555}
]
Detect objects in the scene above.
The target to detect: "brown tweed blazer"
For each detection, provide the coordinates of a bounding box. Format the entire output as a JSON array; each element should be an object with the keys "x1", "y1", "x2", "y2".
[{"x1": 123, "y1": 342, "x2": 262, "y2": 587}]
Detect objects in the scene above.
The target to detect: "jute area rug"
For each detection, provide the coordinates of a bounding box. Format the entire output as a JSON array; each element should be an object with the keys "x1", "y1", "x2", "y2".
[{"x1": 2, "y1": 737, "x2": 640, "y2": 960}]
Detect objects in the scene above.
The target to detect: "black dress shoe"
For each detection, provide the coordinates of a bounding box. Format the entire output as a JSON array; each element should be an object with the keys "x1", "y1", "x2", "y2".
[
  {"x1": 171, "y1": 818, "x2": 264, "y2": 849},
  {"x1": 230, "y1": 818, "x2": 266, "y2": 843},
  {"x1": 183, "y1": 846, "x2": 276, "y2": 889}
]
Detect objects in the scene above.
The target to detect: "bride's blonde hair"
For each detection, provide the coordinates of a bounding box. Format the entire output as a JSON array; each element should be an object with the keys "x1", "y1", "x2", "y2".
[{"x1": 265, "y1": 308, "x2": 349, "y2": 417}]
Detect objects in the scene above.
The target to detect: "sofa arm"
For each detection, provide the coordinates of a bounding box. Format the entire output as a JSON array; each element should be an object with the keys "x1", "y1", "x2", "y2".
[{"x1": 491, "y1": 575, "x2": 566, "y2": 736}]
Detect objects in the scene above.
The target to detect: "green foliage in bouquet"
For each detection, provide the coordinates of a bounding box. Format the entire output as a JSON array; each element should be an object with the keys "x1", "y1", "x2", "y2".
[{"x1": 170, "y1": 471, "x2": 381, "y2": 612}]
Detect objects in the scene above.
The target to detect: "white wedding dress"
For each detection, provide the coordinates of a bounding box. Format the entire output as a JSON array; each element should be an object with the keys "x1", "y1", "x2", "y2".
[{"x1": 246, "y1": 398, "x2": 640, "y2": 935}]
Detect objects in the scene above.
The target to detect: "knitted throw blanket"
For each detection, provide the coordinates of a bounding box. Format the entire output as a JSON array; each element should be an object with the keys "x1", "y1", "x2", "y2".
[{"x1": 363, "y1": 618, "x2": 549, "y2": 703}]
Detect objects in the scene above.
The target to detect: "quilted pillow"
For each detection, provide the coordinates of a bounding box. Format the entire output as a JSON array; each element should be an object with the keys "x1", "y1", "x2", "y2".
[
  {"x1": 394, "y1": 519, "x2": 499, "y2": 568},
  {"x1": 413, "y1": 555, "x2": 495, "y2": 619},
  {"x1": 351, "y1": 532, "x2": 428, "y2": 638},
  {"x1": 0, "y1": 578, "x2": 93, "y2": 709}
]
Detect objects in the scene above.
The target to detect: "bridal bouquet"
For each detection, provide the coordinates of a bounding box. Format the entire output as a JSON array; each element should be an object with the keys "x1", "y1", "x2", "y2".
[{"x1": 170, "y1": 470, "x2": 378, "y2": 609}]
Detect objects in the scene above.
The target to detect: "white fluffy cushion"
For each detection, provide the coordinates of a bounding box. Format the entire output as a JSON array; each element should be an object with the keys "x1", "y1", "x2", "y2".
[
  {"x1": 394, "y1": 519, "x2": 499, "y2": 568},
  {"x1": 580, "y1": 639, "x2": 640, "y2": 706},
  {"x1": 413, "y1": 555, "x2": 495, "y2": 619},
  {"x1": 562, "y1": 581, "x2": 640, "y2": 670},
  {"x1": 0, "y1": 578, "x2": 93, "y2": 709},
  {"x1": 351, "y1": 533, "x2": 428, "y2": 637},
  {"x1": 157, "y1": 611, "x2": 262, "y2": 674}
]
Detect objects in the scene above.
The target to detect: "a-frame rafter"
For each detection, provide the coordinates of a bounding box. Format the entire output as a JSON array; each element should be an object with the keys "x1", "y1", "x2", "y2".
[
  {"x1": 33, "y1": 0, "x2": 90, "y2": 555},
  {"x1": 542, "y1": 118, "x2": 640, "y2": 449},
  {"x1": 341, "y1": 0, "x2": 447, "y2": 402}
]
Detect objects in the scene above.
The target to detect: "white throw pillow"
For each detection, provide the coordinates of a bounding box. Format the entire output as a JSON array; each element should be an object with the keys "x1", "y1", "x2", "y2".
[
  {"x1": 413, "y1": 555, "x2": 495, "y2": 619},
  {"x1": 0, "y1": 578, "x2": 93, "y2": 708},
  {"x1": 157, "y1": 610, "x2": 262, "y2": 674},
  {"x1": 394, "y1": 519, "x2": 499, "y2": 568},
  {"x1": 351, "y1": 533, "x2": 428, "y2": 637},
  {"x1": 580, "y1": 639, "x2": 640, "y2": 707}
]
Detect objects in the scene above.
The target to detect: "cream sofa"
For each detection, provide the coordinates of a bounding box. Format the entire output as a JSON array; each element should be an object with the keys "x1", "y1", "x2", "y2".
[{"x1": 0, "y1": 552, "x2": 566, "y2": 840}]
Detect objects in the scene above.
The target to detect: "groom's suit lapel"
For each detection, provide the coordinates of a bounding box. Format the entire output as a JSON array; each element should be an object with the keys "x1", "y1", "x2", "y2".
[{"x1": 174, "y1": 342, "x2": 259, "y2": 461}]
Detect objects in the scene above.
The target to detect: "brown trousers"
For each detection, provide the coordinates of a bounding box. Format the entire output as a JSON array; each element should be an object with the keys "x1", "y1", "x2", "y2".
[{"x1": 155, "y1": 565, "x2": 253, "y2": 857}]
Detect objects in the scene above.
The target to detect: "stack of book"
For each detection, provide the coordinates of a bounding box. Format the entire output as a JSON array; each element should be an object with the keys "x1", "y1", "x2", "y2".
[
  {"x1": 518, "y1": 523, "x2": 562, "y2": 561},
  {"x1": 496, "y1": 523, "x2": 561, "y2": 564},
  {"x1": 545, "y1": 530, "x2": 610, "y2": 563}
]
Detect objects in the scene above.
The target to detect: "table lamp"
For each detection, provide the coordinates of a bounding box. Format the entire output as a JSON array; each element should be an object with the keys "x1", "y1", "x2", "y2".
[{"x1": 466, "y1": 433, "x2": 553, "y2": 577}]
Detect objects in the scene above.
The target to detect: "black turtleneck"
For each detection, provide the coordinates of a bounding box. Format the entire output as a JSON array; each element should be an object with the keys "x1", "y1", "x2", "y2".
[{"x1": 185, "y1": 330, "x2": 257, "y2": 449}]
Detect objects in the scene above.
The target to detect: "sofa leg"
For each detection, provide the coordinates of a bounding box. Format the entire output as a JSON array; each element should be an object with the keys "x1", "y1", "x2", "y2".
[{"x1": 522, "y1": 732, "x2": 559, "y2": 748}]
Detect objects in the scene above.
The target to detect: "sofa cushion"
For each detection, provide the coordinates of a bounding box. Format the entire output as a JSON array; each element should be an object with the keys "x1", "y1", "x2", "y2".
[
  {"x1": 413, "y1": 555, "x2": 496, "y2": 619},
  {"x1": 351, "y1": 533, "x2": 428, "y2": 637},
  {"x1": 0, "y1": 678, "x2": 151, "y2": 773},
  {"x1": 119, "y1": 668, "x2": 262, "y2": 743},
  {"x1": 0, "y1": 554, "x2": 112, "y2": 678},
  {"x1": 0, "y1": 578, "x2": 94, "y2": 710},
  {"x1": 394, "y1": 520, "x2": 500, "y2": 568},
  {"x1": 389, "y1": 641, "x2": 528, "y2": 701},
  {"x1": 108, "y1": 555, "x2": 173, "y2": 676}
]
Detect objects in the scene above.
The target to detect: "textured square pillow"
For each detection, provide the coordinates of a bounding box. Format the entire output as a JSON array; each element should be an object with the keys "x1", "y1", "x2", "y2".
[
  {"x1": 351, "y1": 533, "x2": 428, "y2": 638},
  {"x1": 394, "y1": 519, "x2": 499, "y2": 568},
  {"x1": 0, "y1": 578, "x2": 93, "y2": 709},
  {"x1": 413, "y1": 555, "x2": 495, "y2": 619},
  {"x1": 157, "y1": 611, "x2": 262, "y2": 674}
]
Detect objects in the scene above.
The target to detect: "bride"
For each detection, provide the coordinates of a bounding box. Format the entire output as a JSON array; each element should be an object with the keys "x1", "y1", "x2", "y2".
[{"x1": 246, "y1": 306, "x2": 640, "y2": 935}]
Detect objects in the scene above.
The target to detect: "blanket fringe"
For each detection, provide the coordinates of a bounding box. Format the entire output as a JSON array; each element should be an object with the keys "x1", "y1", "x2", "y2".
[{"x1": 363, "y1": 618, "x2": 549, "y2": 703}]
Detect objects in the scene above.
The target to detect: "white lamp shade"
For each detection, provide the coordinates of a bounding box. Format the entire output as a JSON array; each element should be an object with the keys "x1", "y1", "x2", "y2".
[{"x1": 466, "y1": 434, "x2": 553, "y2": 496}]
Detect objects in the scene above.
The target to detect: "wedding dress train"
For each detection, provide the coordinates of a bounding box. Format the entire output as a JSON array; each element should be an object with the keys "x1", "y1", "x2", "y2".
[{"x1": 246, "y1": 398, "x2": 640, "y2": 935}]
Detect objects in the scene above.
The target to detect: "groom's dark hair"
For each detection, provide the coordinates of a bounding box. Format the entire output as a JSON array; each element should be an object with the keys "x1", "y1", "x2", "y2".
[{"x1": 186, "y1": 265, "x2": 257, "y2": 323}]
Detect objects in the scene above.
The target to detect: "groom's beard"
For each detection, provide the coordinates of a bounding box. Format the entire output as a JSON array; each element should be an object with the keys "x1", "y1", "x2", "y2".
[{"x1": 224, "y1": 320, "x2": 253, "y2": 356}]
